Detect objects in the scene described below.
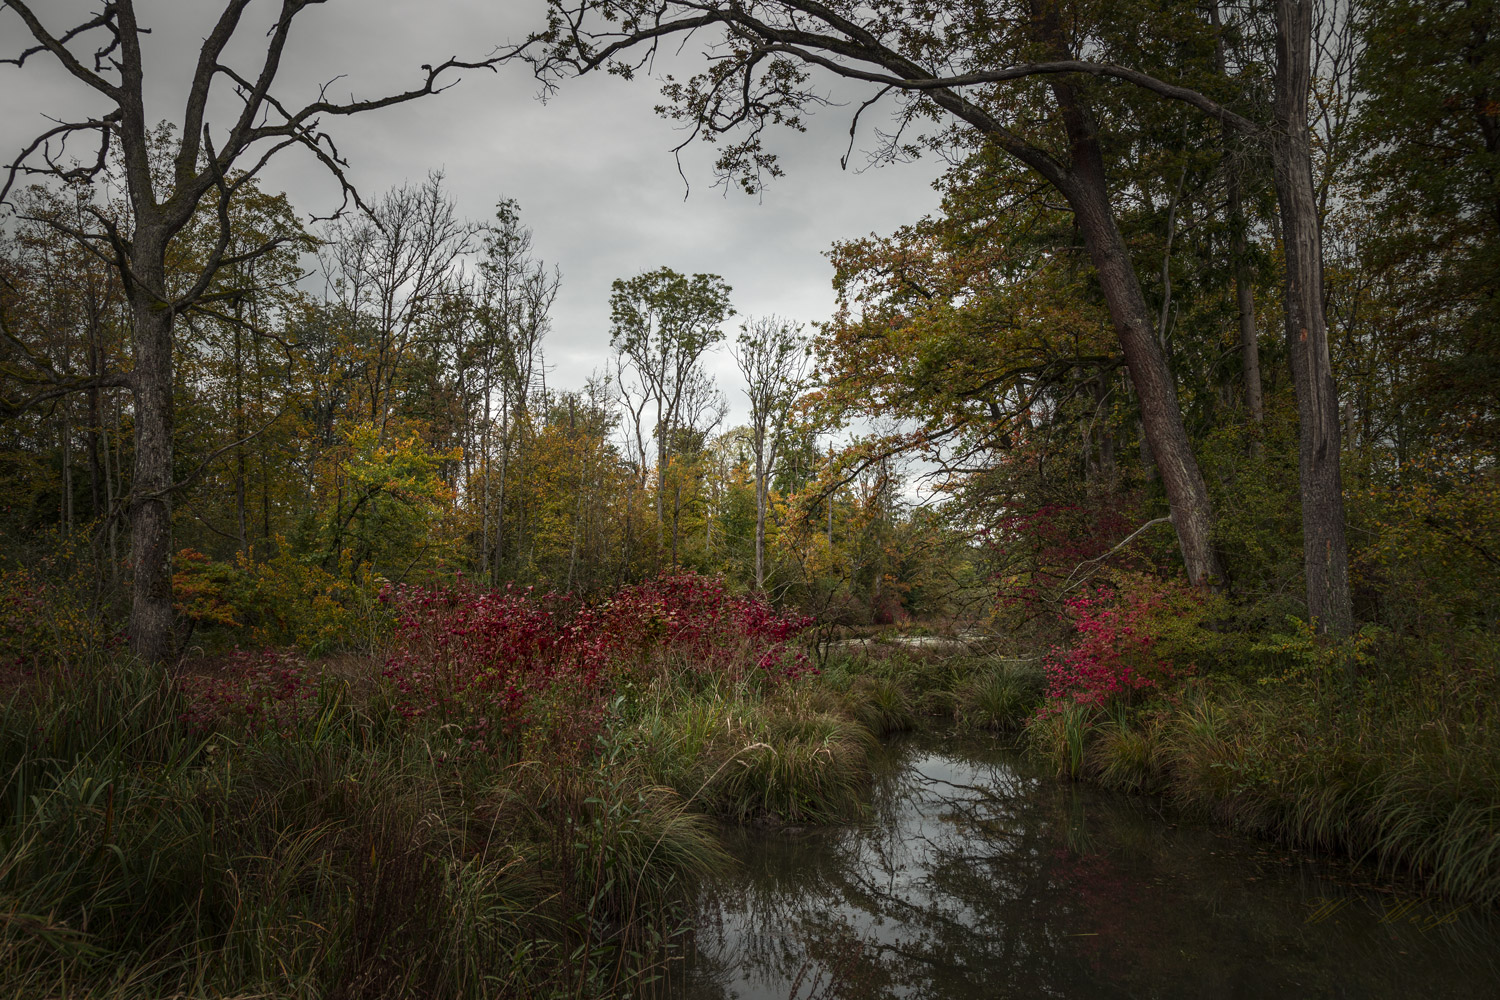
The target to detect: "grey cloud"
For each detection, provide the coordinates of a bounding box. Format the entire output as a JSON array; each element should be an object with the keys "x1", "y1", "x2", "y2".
[{"x1": 1, "y1": 0, "x2": 944, "y2": 423}]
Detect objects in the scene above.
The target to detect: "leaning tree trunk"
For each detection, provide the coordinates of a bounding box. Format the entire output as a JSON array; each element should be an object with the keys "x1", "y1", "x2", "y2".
[
  {"x1": 1070, "y1": 177, "x2": 1223, "y2": 588},
  {"x1": 1271, "y1": 0, "x2": 1354, "y2": 636},
  {"x1": 1048, "y1": 79, "x2": 1224, "y2": 588},
  {"x1": 127, "y1": 236, "x2": 177, "y2": 663}
]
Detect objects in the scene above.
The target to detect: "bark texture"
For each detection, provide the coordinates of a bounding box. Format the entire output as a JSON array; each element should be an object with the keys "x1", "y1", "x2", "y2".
[
  {"x1": 127, "y1": 233, "x2": 177, "y2": 664},
  {"x1": 1069, "y1": 168, "x2": 1223, "y2": 588},
  {"x1": 1048, "y1": 77, "x2": 1225, "y2": 588},
  {"x1": 1270, "y1": 0, "x2": 1354, "y2": 635}
]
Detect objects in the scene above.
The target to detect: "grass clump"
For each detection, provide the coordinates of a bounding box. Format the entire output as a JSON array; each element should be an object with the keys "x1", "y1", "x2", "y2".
[
  {"x1": 628, "y1": 681, "x2": 876, "y2": 825},
  {"x1": 846, "y1": 675, "x2": 917, "y2": 736},
  {"x1": 817, "y1": 646, "x2": 1048, "y2": 735},
  {"x1": 955, "y1": 659, "x2": 1045, "y2": 732},
  {"x1": 1024, "y1": 633, "x2": 1500, "y2": 906}
]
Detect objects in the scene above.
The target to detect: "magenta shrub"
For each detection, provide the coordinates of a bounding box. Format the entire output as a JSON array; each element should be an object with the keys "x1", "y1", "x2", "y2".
[
  {"x1": 592, "y1": 574, "x2": 813, "y2": 680},
  {"x1": 376, "y1": 574, "x2": 811, "y2": 753},
  {"x1": 1043, "y1": 580, "x2": 1194, "y2": 707},
  {"x1": 172, "y1": 574, "x2": 811, "y2": 755},
  {"x1": 174, "y1": 574, "x2": 811, "y2": 750}
]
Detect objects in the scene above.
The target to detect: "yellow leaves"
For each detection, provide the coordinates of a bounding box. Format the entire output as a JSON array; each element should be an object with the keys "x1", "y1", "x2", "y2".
[
  {"x1": 1349, "y1": 454, "x2": 1500, "y2": 630},
  {"x1": 173, "y1": 548, "x2": 243, "y2": 629},
  {"x1": 820, "y1": 169, "x2": 1114, "y2": 437}
]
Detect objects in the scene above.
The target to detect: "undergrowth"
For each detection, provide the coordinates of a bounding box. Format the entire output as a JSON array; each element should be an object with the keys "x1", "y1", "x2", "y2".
[
  {"x1": 6, "y1": 580, "x2": 1495, "y2": 999},
  {"x1": 0, "y1": 658, "x2": 729, "y2": 998},
  {"x1": 1025, "y1": 633, "x2": 1500, "y2": 906},
  {"x1": 0, "y1": 575, "x2": 836, "y2": 999}
]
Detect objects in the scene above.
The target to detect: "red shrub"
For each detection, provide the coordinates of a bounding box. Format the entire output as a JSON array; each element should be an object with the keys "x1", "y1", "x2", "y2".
[
  {"x1": 175, "y1": 575, "x2": 813, "y2": 753},
  {"x1": 1043, "y1": 579, "x2": 1200, "y2": 707},
  {"x1": 376, "y1": 573, "x2": 813, "y2": 752},
  {"x1": 593, "y1": 574, "x2": 813, "y2": 681},
  {"x1": 177, "y1": 648, "x2": 316, "y2": 733}
]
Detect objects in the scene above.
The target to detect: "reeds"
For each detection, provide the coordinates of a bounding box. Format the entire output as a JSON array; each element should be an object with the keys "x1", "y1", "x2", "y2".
[
  {"x1": 0, "y1": 658, "x2": 727, "y2": 998},
  {"x1": 954, "y1": 660, "x2": 1045, "y2": 732},
  {"x1": 1025, "y1": 654, "x2": 1500, "y2": 906},
  {"x1": 627, "y1": 679, "x2": 876, "y2": 825}
]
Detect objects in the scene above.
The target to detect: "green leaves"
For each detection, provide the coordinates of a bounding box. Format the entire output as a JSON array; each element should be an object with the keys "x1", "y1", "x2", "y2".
[{"x1": 608, "y1": 266, "x2": 733, "y2": 365}]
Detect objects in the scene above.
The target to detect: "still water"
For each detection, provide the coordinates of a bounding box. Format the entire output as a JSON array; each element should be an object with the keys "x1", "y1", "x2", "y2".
[{"x1": 674, "y1": 733, "x2": 1499, "y2": 999}]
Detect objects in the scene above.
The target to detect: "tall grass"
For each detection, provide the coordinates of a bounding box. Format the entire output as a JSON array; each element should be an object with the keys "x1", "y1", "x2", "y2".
[
  {"x1": 1025, "y1": 637, "x2": 1500, "y2": 906},
  {"x1": 0, "y1": 658, "x2": 725, "y2": 998},
  {"x1": 626, "y1": 679, "x2": 876, "y2": 824},
  {"x1": 817, "y1": 648, "x2": 1047, "y2": 733},
  {"x1": 954, "y1": 660, "x2": 1045, "y2": 732}
]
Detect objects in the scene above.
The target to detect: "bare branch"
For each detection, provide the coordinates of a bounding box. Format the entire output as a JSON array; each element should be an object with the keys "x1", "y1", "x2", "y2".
[
  {"x1": 1059, "y1": 517, "x2": 1174, "y2": 593},
  {"x1": 0, "y1": 114, "x2": 117, "y2": 207},
  {"x1": 0, "y1": 1, "x2": 123, "y2": 99},
  {"x1": 842, "y1": 85, "x2": 893, "y2": 170},
  {"x1": 176, "y1": 0, "x2": 257, "y2": 188},
  {"x1": 0, "y1": 373, "x2": 134, "y2": 418},
  {"x1": 134, "y1": 406, "x2": 288, "y2": 503}
]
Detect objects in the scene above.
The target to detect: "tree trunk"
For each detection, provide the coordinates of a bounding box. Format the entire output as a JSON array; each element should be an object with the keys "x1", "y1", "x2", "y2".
[
  {"x1": 1271, "y1": 0, "x2": 1353, "y2": 636},
  {"x1": 60, "y1": 406, "x2": 73, "y2": 536},
  {"x1": 1094, "y1": 375, "x2": 1117, "y2": 482},
  {"x1": 1064, "y1": 143, "x2": 1224, "y2": 588},
  {"x1": 127, "y1": 247, "x2": 176, "y2": 663},
  {"x1": 1211, "y1": 0, "x2": 1265, "y2": 437},
  {"x1": 1020, "y1": 56, "x2": 1224, "y2": 588},
  {"x1": 827, "y1": 444, "x2": 835, "y2": 546},
  {"x1": 232, "y1": 310, "x2": 248, "y2": 554},
  {"x1": 670, "y1": 476, "x2": 681, "y2": 568},
  {"x1": 655, "y1": 401, "x2": 667, "y2": 572},
  {"x1": 754, "y1": 446, "x2": 767, "y2": 591},
  {"x1": 493, "y1": 406, "x2": 509, "y2": 580},
  {"x1": 86, "y1": 304, "x2": 105, "y2": 521},
  {"x1": 103, "y1": 389, "x2": 120, "y2": 585},
  {"x1": 1229, "y1": 175, "x2": 1265, "y2": 433},
  {"x1": 252, "y1": 333, "x2": 271, "y2": 543}
]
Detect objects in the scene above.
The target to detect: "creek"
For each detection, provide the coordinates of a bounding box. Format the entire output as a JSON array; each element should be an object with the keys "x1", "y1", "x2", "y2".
[{"x1": 672, "y1": 732, "x2": 1499, "y2": 999}]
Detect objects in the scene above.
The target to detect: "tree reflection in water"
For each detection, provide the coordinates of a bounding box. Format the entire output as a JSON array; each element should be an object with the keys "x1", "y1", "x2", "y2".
[{"x1": 675, "y1": 733, "x2": 1499, "y2": 1000}]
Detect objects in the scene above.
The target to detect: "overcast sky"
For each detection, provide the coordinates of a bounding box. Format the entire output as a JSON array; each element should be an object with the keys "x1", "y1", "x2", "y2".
[{"x1": 0, "y1": 0, "x2": 946, "y2": 424}]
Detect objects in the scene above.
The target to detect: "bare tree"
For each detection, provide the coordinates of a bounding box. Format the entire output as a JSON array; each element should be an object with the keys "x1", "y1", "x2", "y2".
[
  {"x1": 733, "y1": 315, "x2": 807, "y2": 591},
  {"x1": 320, "y1": 172, "x2": 476, "y2": 431},
  {"x1": 474, "y1": 200, "x2": 558, "y2": 578},
  {"x1": 614, "y1": 350, "x2": 655, "y2": 575},
  {"x1": 1, "y1": 0, "x2": 520, "y2": 661}
]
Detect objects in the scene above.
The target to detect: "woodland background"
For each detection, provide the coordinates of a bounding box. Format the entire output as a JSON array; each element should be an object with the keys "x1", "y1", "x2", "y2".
[{"x1": 1, "y1": 0, "x2": 1494, "y2": 659}]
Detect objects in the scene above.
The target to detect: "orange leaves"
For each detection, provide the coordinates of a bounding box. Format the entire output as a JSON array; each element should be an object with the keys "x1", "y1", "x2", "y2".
[
  {"x1": 820, "y1": 164, "x2": 1113, "y2": 443},
  {"x1": 172, "y1": 549, "x2": 242, "y2": 630}
]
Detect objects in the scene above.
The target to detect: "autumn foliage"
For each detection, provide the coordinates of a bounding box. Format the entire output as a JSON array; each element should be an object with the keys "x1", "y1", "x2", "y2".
[
  {"x1": 176, "y1": 573, "x2": 812, "y2": 758},
  {"x1": 381, "y1": 574, "x2": 810, "y2": 747}
]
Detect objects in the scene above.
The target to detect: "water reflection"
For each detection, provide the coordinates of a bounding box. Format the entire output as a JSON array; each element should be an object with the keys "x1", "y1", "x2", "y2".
[{"x1": 675, "y1": 733, "x2": 1499, "y2": 999}]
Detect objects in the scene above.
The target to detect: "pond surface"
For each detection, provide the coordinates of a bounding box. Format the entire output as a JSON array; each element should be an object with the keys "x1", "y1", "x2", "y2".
[{"x1": 673, "y1": 733, "x2": 1499, "y2": 999}]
